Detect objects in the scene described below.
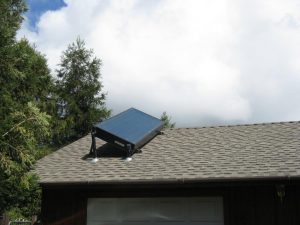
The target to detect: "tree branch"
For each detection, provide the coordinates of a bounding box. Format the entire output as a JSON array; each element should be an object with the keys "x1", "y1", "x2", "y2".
[
  {"x1": 2, "y1": 117, "x2": 36, "y2": 137},
  {"x1": 0, "y1": 139, "x2": 19, "y2": 152}
]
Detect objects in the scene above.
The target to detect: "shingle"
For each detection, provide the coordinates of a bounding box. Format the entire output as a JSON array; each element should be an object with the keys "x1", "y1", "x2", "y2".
[{"x1": 34, "y1": 121, "x2": 300, "y2": 184}]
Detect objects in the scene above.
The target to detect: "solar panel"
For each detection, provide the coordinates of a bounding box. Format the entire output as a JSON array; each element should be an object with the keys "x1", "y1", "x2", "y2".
[{"x1": 90, "y1": 108, "x2": 163, "y2": 158}]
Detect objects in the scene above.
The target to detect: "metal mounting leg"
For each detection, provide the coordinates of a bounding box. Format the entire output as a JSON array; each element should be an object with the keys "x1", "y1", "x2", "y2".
[
  {"x1": 125, "y1": 144, "x2": 133, "y2": 162},
  {"x1": 90, "y1": 129, "x2": 98, "y2": 162}
]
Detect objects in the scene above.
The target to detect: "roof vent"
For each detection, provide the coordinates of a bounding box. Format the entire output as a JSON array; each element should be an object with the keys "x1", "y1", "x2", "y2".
[{"x1": 90, "y1": 108, "x2": 163, "y2": 160}]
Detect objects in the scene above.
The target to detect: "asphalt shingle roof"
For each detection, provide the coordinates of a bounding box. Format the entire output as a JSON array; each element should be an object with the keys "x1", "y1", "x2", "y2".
[{"x1": 35, "y1": 121, "x2": 300, "y2": 185}]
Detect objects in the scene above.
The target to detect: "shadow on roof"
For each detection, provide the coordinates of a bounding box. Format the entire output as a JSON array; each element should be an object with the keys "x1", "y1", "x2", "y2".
[{"x1": 81, "y1": 143, "x2": 127, "y2": 160}]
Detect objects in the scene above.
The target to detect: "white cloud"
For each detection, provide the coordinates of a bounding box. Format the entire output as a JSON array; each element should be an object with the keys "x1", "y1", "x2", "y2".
[{"x1": 18, "y1": 0, "x2": 300, "y2": 126}]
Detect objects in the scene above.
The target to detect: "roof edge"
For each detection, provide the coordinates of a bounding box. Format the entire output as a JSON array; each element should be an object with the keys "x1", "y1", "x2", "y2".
[{"x1": 39, "y1": 175, "x2": 300, "y2": 187}]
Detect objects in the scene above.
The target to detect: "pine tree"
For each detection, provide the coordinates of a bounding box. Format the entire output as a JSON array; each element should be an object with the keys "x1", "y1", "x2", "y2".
[
  {"x1": 55, "y1": 38, "x2": 110, "y2": 143},
  {"x1": 160, "y1": 112, "x2": 176, "y2": 129}
]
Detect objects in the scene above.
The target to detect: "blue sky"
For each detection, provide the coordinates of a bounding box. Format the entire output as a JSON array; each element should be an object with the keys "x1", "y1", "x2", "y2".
[
  {"x1": 25, "y1": 0, "x2": 66, "y2": 29},
  {"x1": 19, "y1": 0, "x2": 300, "y2": 127}
]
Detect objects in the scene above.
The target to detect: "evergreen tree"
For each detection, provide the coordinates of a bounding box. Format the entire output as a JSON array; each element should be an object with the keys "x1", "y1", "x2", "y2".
[
  {"x1": 55, "y1": 38, "x2": 110, "y2": 143},
  {"x1": 0, "y1": 103, "x2": 50, "y2": 217},
  {"x1": 0, "y1": 0, "x2": 53, "y2": 217},
  {"x1": 160, "y1": 112, "x2": 176, "y2": 129},
  {"x1": 0, "y1": 0, "x2": 27, "y2": 116},
  {"x1": 0, "y1": 0, "x2": 26, "y2": 48}
]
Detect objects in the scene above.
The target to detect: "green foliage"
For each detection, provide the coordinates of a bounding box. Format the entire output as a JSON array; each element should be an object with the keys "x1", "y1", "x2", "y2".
[
  {"x1": 12, "y1": 39, "x2": 54, "y2": 106},
  {"x1": 0, "y1": 1, "x2": 111, "y2": 218},
  {"x1": 5, "y1": 208, "x2": 24, "y2": 220},
  {"x1": 0, "y1": 1, "x2": 29, "y2": 116},
  {"x1": 34, "y1": 145, "x2": 56, "y2": 160},
  {"x1": 0, "y1": 38, "x2": 54, "y2": 116},
  {"x1": 160, "y1": 112, "x2": 176, "y2": 129},
  {"x1": 0, "y1": 0, "x2": 53, "y2": 217},
  {"x1": 0, "y1": 0, "x2": 28, "y2": 117},
  {"x1": 54, "y1": 37, "x2": 111, "y2": 143},
  {"x1": 0, "y1": 37, "x2": 54, "y2": 157},
  {"x1": 0, "y1": 0, "x2": 26, "y2": 48},
  {"x1": 4, "y1": 174, "x2": 41, "y2": 219},
  {"x1": 0, "y1": 103, "x2": 50, "y2": 215}
]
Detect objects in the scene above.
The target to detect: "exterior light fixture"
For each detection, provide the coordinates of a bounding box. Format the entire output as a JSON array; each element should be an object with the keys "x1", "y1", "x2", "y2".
[{"x1": 276, "y1": 184, "x2": 285, "y2": 203}]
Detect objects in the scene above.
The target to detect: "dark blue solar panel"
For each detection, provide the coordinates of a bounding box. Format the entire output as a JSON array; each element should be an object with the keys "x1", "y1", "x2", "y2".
[{"x1": 94, "y1": 108, "x2": 163, "y2": 146}]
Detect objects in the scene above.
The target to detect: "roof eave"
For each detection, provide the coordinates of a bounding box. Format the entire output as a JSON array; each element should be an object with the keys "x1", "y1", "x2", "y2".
[{"x1": 39, "y1": 175, "x2": 300, "y2": 188}]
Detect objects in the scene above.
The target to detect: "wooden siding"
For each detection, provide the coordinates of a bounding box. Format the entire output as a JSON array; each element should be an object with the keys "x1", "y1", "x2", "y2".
[
  {"x1": 41, "y1": 181, "x2": 300, "y2": 225},
  {"x1": 41, "y1": 189, "x2": 86, "y2": 225},
  {"x1": 227, "y1": 184, "x2": 300, "y2": 225}
]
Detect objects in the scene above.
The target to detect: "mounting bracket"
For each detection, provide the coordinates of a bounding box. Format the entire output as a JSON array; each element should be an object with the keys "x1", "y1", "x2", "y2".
[{"x1": 90, "y1": 128, "x2": 97, "y2": 158}]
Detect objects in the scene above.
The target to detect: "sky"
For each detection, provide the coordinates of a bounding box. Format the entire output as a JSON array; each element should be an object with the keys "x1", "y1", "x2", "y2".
[
  {"x1": 25, "y1": 0, "x2": 66, "y2": 30},
  {"x1": 19, "y1": 0, "x2": 300, "y2": 127}
]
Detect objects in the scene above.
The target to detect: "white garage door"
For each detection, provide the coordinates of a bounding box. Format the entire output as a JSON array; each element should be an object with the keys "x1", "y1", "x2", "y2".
[{"x1": 87, "y1": 197, "x2": 224, "y2": 225}]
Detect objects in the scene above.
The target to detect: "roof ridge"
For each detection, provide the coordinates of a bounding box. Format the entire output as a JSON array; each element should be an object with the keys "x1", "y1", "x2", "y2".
[{"x1": 166, "y1": 120, "x2": 300, "y2": 130}]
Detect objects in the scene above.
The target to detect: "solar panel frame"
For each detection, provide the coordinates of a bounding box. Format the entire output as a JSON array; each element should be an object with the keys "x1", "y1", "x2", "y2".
[{"x1": 93, "y1": 108, "x2": 164, "y2": 155}]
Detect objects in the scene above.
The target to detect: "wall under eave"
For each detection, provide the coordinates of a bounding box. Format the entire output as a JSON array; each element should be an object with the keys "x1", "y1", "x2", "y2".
[{"x1": 41, "y1": 180, "x2": 300, "y2": 225}]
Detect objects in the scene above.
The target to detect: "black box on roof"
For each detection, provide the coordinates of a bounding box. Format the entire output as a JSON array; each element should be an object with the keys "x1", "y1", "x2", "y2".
[{"x1": 91, "y1": 108, "x2": 163, "y2": 157}]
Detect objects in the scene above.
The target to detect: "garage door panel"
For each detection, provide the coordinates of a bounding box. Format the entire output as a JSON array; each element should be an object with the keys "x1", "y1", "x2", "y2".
[
  {"x1": 88, "y1": 222, "x2": 194, "y2": 225},
  {"x1": 189, "y1": 223, "x2": 224, "y2": 225},
  {"x1": 189, "y1": 197, "x2": 223, "y2": 222},
  {"x1": 88, "y1": 198, "x2": 186, "y2": 221},
  {"x1": 88, "y1": 221, "x2": 224, "y2": 225},
  {"x1": 88, "y1": 199, "x2": 117, "y2": 221},
  {"x1": 121, "y1": 199, "x2": 185, "y2": 221},
  {"x1": 87, "y1": 197, "x2": 224, "y2": 225}
]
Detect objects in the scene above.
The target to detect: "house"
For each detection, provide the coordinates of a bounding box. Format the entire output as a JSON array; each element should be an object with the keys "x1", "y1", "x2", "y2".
[{"x1": 35, "y1": 120, "x2": 300, "y2": 225}]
